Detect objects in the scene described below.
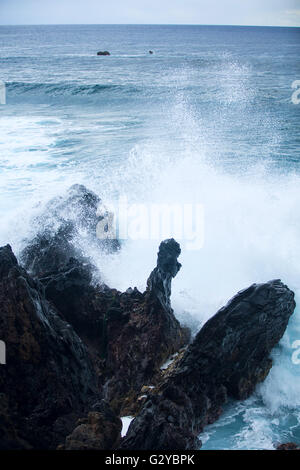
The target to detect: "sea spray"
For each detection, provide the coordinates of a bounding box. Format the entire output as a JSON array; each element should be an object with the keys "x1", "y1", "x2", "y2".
[{"x1": 0, "y1": 24, "x2": 299, "y2": 449}]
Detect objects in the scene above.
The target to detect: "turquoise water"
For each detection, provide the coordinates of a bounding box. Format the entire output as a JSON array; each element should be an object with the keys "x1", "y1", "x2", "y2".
[{"x1": 0, "y1": 24, "x2": 299, "y2": 449}]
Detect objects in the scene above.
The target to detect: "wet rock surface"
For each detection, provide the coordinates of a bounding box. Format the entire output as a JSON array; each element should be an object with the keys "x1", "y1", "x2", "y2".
[
  {"x1": 23, "y1": 229, "x2": 189, "y2": 415},
  {"x1": 120, "y1": 280, "x2": 295, "y2": 450},
  {"x1": 19, "y1": 184, "x2": 118, "y2": 356},
  {"x1": 0, "y1": 186, "x2": 296, "y2": 449},
  {"x1": 0, "y1": 208, "x2": 190, "y2": 447},
  {"x1": 21, "y1": 184, "x2": 118, "y2": 279},
  {"x1": 276, "y1": 442, "x2": 300, "y2": 450},
  {"x1": 0, "y1": 244, "x2": 100, "y2": 449},
  {"x1": 60, "y1": 400, "x2": 122, "y2": 450},
  {"x1": 101, "y1": 239, "x2": 190, "y2": 414}
]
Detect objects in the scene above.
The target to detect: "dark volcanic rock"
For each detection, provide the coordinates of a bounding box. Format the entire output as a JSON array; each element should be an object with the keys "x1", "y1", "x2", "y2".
[
  {"x1": 120, "y1": 279, "x2": 295, "y2": 450},
  {"x1": 97, "y1": 51, "x2": 110, "y2": 56},
  {"x1": 21, "y1": 222, "x2": 80, "y2": 278},
  {"x1": 0, "y1": 238, "x2": 190, "y2": 448},
  {"x1": 276, "y1": 442, "x2": 300, "y2": 451},
  {"x1": 61, "y1": 400, "x2": 122, "y2": 450},
  {"x1": 4, "y1": 220, "x2": 294, "y2": 452},
  {"x1": 37, "y1": 257, "x2": 106, "y2": 354},
  {"x1": 37, "y1": 234, "x2": 189, "y2": 415},
  {"x1": 0, "y1": 245, "x2": 100, "y2": 449},
  {"x1": 19, "y1": 184, "x2": 119, "y2": 353},
  {"x1": 104, "y1": 239, "x2": 190, "y2": 413},
  {"x1": 146, "y1": 238, "x2": 181, "y2": 312},
  {"x1": 21, "y1": 184, "x2": 118, "y2": 279},
  {"x1": 20, "y1": 197, "x2": 190, "y2": 409}
]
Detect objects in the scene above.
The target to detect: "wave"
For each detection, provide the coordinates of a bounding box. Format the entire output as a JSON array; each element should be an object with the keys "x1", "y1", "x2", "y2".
[
  {"x1": 6, "y1": 81, "x2": 142, "y2": 102},
  {"x1": 1, "y1": 54, "x2": 299, "y2": 448}
]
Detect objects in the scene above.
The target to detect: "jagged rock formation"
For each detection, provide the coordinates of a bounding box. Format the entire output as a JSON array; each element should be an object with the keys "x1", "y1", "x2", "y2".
[
  {"x1": 146, "y1": 238, "x2": 181, "y2": 312},
  {"x1": 104, "y1": 239, "x2": 190, "y2": 413},
  {"x1": 97, "y1": 51, "x2": 110, "y2": 56},
  {"x1": 21, "y1": 210, "x2": 190, "y2": 413},
  {"x1": 60, "y1": 400, "x2": 122, "y2": 450},
  {"x1": 120, "y1": 280, "x2": 296, "y2": 450},
  {"x1": 276, "y1": 442, "x2": 300, "y2": 450},
  {"x1": 21, "y1": 184, "x2": 118, "y2": 279},
  {"x1": 19, "y1": 184, "x2": 118, "y2": 356},
  {"x1": 0, "y1": 245, "x2": 100, "y2": 449},
  {"x1": 0, "y1": 226, "x2": 189, "y2": 447},
  {"x1": 0, "y1": 185, "x2": 296, "y2": 450}
]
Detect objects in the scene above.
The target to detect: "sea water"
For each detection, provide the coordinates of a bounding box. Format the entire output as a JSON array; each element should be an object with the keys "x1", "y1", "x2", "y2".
[{"x1": 0, "y1": 24, "x2": 299, "y2": 449}]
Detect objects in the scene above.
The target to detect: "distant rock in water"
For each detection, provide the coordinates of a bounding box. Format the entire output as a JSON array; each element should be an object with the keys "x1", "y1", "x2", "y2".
[
  {"x1": 149, "y1": 50, "x2": 154, "y2": 54},
  {"x1": 97, "y1": 51, "x2": 110, "y2": 56},
  {"x1": 120, "y1": 279, "x2": 295, "y2": 450}
]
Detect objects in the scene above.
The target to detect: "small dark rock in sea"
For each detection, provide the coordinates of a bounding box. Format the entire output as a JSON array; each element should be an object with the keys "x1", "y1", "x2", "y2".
[
  {"x1": 149, "y1": 50, "x2": 154, "y2": 54},
  {"x1": 97, "y1": 51, "x2": 110, "y2": 56}
]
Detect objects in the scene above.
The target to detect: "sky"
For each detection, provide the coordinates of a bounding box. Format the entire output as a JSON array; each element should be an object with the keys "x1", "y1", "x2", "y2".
[{"x1": 0, "y1": 0, "x2": 300, "y2": 26}]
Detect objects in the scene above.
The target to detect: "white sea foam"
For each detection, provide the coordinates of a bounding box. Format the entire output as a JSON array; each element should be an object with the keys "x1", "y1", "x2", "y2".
[{"x1": 121, "y1": 416, "x2": 134, "y2": 437}]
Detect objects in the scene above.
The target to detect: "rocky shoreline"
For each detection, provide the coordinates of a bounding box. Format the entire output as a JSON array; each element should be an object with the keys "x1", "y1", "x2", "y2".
[{"x1": 0, "y1": 185, "x2": 297, "y2": 450}]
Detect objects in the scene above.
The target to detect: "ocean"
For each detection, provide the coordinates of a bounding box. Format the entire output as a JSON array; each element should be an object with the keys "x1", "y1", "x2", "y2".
[{"x1": 0, "y1": 24, "x2": 299, "y2": 449}]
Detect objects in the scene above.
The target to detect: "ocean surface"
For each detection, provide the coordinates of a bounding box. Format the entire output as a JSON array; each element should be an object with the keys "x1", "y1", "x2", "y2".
[{"x1": 0, "y1": 24, "x2": 300, "y2": 449}]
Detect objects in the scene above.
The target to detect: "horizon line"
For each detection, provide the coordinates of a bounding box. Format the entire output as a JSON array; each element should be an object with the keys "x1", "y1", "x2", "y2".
[{"x1": 0, "y1": 23, "x2": 299, "y2": 28}]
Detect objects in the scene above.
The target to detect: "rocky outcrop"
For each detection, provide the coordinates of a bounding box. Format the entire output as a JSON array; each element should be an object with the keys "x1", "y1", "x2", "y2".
[
  {"x1": 22, "y1": 220, "x2": 190, "y2": 414},
  {"x1": 146, "y1": 238, "x2": 181, "y2": 312},
  {"x1": 60, "y1": 400, "x2": 122, "y2": 450},
  {"x1": 97, "y1": 51, "x2": 110, "y2": 56},
  {"x1": 21, "y1": 209, "x2": 189, "y2": 412},
  {"x1": 120, "y1": 280, "x2": 295, "y2": 450},
  {"x1": 21, "y1": 184, "x2": 118, "y2": 279},
  {"x1": 276, "y1": 442, "x2": 300, "y2": 451},
  {"x1": 1, "y1": 188, "x2": 296, "y2": 452},
  {"x1": 0, "y1": 245, "x2": 100, "y2": 449},
  {"x1": 0, "y1": 236, "x2": 190, "y2": 447},
  {"x1": 19, "y1": 184, "x2": 118, "y2": 355},
  {"x1": 103, "y1": 239, "x2": 190, "y2": 414}
]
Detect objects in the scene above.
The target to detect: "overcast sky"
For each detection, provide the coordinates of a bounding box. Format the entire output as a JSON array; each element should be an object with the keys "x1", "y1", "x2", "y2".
[{"x1": 0, "y1": 0, "x2": 300, "y2": 26}]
